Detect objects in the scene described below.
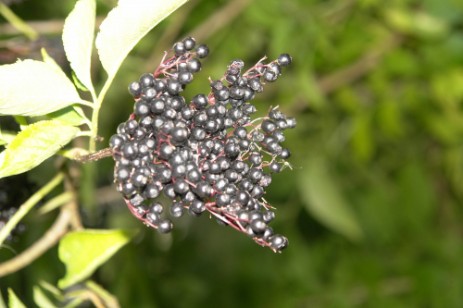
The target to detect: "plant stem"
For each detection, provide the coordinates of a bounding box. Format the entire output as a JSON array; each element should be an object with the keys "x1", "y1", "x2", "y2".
[
  {"x1": 0, "y1": 203, "x2": 71, "y2": 277},
  {"x1": 38, "y1": 191, "x2": 73, "y2": 215},
  {"x1": 77, "y1": 100, "x2": 95, "y2": 108},
  {"x1": 0, "y1": 3, "x2": 38, "y2": 40},
  {"x1": 0, "y1": 173, "x2": 64, "y2": 246},
  {"x1": 85, "y1": 281, "x2": 120, "y2": 308},
  {"x1": 89, "y1": 78, "x2": 113, "y2": 153},
  {"x1": 75, "y1": 147, "x2": 113, "y2": 163}
]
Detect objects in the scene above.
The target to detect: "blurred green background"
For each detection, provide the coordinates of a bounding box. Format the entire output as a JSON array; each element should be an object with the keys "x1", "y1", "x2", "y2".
[{"x1": 2, "y1": 0, "x2": 463, "y2": 306}]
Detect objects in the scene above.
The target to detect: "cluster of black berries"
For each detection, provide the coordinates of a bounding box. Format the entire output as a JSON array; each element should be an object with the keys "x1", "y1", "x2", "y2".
[{"x1": 109, "y1": 37, "x2": 295, "y2": 252}]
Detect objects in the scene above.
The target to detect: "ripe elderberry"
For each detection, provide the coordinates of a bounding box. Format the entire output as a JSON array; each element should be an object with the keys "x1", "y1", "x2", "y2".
[{"x1": 110, "y1": 37, "x2": 296, "y2": 252}]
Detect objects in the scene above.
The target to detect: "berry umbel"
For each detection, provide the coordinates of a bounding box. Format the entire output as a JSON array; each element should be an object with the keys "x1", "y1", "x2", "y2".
[{"x1": 110, "y1": 37, "x2": 295, "y2": 252}]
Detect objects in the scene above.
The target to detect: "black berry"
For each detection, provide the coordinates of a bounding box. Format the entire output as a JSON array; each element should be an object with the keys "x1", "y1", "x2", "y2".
[{"x1": 111, "y1": 37, "x2": 295, "y2": 252}]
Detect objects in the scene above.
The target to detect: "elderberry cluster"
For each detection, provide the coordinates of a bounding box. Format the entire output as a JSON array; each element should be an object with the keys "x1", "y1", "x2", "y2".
[{"x1": 110, "y1": 37, "x2": 295, "y2": 252}]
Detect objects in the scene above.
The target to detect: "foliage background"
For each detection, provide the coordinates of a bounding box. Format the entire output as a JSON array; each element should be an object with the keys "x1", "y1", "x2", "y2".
[{"x1": 1, "y1": 0, "x2": 463, "y2": 306}]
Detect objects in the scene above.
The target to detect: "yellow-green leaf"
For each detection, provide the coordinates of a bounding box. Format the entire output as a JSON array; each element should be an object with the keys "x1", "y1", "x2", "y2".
[
  {"x1": 299, "y1": 156, "x2": 363, "y2": 241},
  {"x1": 384, "y1": 9, "x2": 448, "y2": 38},
  {"x1": 95, "y1": 0, "x2": 187, "y2": 79},
  {"x1": 45, "y1": 106, "x2": 88, "y2": 126},
  {"x1": 58, "y1": 229, "x2": 135, "y2": 289},
  {"x1": 63, "y1": 0, "x2": 96, "y2": 91},
  {"x1": 0, "y1": 129, "x2": 15, "y2": 146},
  {"x1": 33, "y1": 286, "x2": 56, "y2": 308},
  {"x1": 0, "y1": 120, "x2": 79, "y2": 178},
  {"x1": 7, "y1": 289, "x2": 26, "y2": 308},
  {"x1": 0, "y1": 60, "x2": 81, "y2": 116}
]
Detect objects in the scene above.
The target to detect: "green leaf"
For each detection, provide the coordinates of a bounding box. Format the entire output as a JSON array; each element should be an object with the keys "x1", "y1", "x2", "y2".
[
  {"x1": 33, "y1": 286, "x2": 56, "y2": 308},
  {"x1": 0, "y1": 2, "x2": 37, "y2": 40},
  {"x1": 95, "y1": 0, "x2": 187, "y2": 78},
  {"x1": 0, "y1": 120, "x2": 79, "y2": 178},
  {"x1": 0, "y1": 291, "x2": 5, "y2": 308},
  {"x1": 71, "y1": 71, "x2": 89, "y2": 92},
  {"x1": 12, "y1": 116, "x2": 27, "y2": 127},
  {"x1": 58, "y1": 229, "x2": 135, "y2": 289},
  {"x1": 7, "y1": 289, "x2": 26, "y2": 308},
  {"x1": 298, "y1": 68, "x2": 325, "y2": 110},
  {"x1": 38, "y1": 281, "x2": 64, "y2": 301},
  {"x1": 299, "y1": 155, "x2": 363, "y2": 241},
  {"x1": 384, "y1": 9, "x2": 448, "y2": 38},
  {"x1": 0, "y1": 60, "x2": 81, "y2": 116},
  {"x1": 431, "y1": 69, "x2": 463, "y2": 107},
  {"x1": 45, "y1": 106, "x2": 88, "y2": 126},
  {"x1": 351, "y1": 112, "x2": 374, "y2": 162},
  {"x1": 63, "y1": 0, "x2": 96, "y2": 91},
  {"x1": 425, "y1": 114, "x2": 462, "y2": 145},
  {"x1": 41, "y1": 48, "x2": 64, "y2": 73},
  {"x1": 0, "y1": 129, "x2": 15, "y2": 146}
]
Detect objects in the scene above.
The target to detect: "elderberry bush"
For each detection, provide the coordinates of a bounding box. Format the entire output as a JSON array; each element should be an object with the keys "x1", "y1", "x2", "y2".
[{"x1": 109, "y1": 37, "x2": 295, "y2": 252}]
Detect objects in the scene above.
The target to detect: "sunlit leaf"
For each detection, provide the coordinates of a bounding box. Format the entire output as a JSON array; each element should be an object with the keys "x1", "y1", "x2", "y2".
[
  {"x1": 0, "y1": 290, "x2": 5, "y2": 308},
  {"x1": 7, "y1": 289, "x2": 26, "y2": 308},
  {"x1": 0, "y1": 60, "x2": 81, "y2": 116},
  {"x1": 58, "y1": 229, "x2": 135, "y2": 289},
  {"x1": 0, "y1": 120, "x2": 79, "y2": 178},
  {"x1": 95, "y1": 0, "x2": 187, "y2": 78},
  {"x1": 63, "y1": 0, "x2": 96, "y2": 91},
  {"x1": 40, "y1": 48, "x2": 66, "y2": 77},
  {"x1": 0, "y1": 129, "x2": 15, "y2": 146},
  {"x1": 12, "y1": 116, "x2": 27, "y2": 127},
  {"x1": 33, "y1": 286, "x2": 56, "y2": 308},
  {"x1": 299, "y1": 155, "x2": 363, "y2": 241},
  {"x1": 45, "y1": 106, "x2": 88, "y2": 126},
  {"x1": 71, "y1": 71, "x2": 89, "y2": 92},
  {"x1": 431, "y1": 69, "x2": 463, "y2": 107},
  {"x1": 384, "y1": 9, "x2": 448, "y2": 38}
]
